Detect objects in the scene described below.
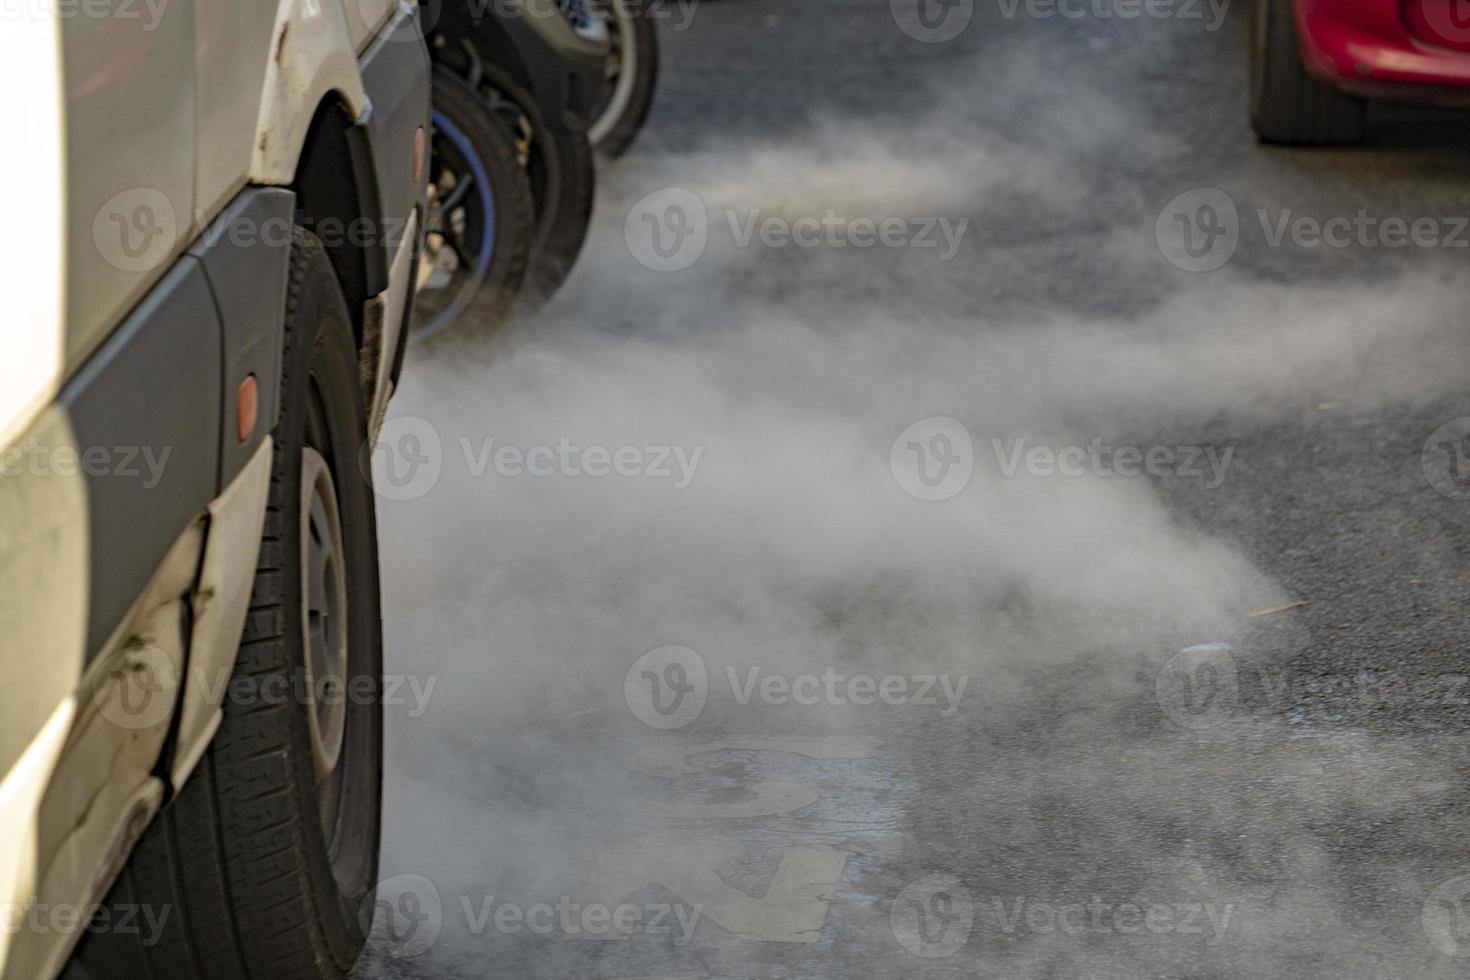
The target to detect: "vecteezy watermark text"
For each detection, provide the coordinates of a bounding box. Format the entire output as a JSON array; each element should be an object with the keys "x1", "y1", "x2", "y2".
[
  {"x1": 724, "y1": 210, "x2": 968, "y2": 259},
  {"x1": 458, "y1": 438, "x2": 703, "y2": 488},
  {"x1": 1156, "y1": 643, "x2": 1470, "y2": 731},
  {"x1": 1, "y1": 440, "x2": 170, "y2": 488},
  {"x1": 991, "y1": 437, "x2": 1234, "y2": 488},
  {"x1": 367, "y1": 416, "x2": 705, "y2": 502},
  {"x1": 890, "y1": 877, "x2": 1236, "y2": 958},
  {"x1": 986, "y1": 894, "x2": 1235, "y2": 944},
  {"x1": 0, "y1": 901, "x2": 171, "y2": 946},
  {"x1": 364, "y1": 875, "x2": 702, "y2": 959},
  {"x1": 92, "y1": 189, "x2": 420, "y2": 274},
  {"x1": 1, "y1": 0, "x2": 170, "y2": 29},
  {"x1": 727, "y1": 666, "x2": 968, "y2": 715},
  {"x1": 93, "y1": 644, "x2": 438, "y2": 733},
  {"x1": 889, "y1": 417, "x2": 1236, "y2": 501},
  {"x1": 624, "y1": 187, "x2": 969, "y2": 271},
  {"x1": 623, "y1": 646, "x2": 969, "y2": 729},
  {"x1": 1157, "y1": 188, "x2": 1470, "y2": 272}
]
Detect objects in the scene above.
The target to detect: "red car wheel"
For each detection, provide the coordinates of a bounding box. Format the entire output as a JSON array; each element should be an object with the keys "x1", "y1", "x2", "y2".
[{"x1": 1249, "y1": 0, "x2": 1368, "y2": 145}]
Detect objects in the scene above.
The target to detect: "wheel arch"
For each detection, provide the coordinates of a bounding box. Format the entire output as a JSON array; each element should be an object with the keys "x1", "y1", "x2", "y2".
[
  {"x1": 290, "y1": 99, "x2": 389, "y2": 344},
  {"x1": 248, "y1": 0, "x2": 387, "y2": 343},
  {"x1": 249, "y1": 0, "x2": 368, "y2": 185}
]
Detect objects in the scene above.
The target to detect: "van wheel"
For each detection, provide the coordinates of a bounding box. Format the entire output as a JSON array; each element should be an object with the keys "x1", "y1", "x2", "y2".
[
  {"x1": 492, "y1": 75, "x2": 597, "y2": 309},
  {"x1": 412, "y1": 66, "x2": 534, "y2": 343},
  {"x1": 430, "y1": 37, "x2": 597, "y2": 310},
  {"x1": 68, "y1": 228, "x2": 384, "y2": 980},
  {"x1": 589, "y1": 0, "x2": 660, "y2": 158},
  {"x1": 1249, "y1": 0, "x2": 1366, "y2": 145}
]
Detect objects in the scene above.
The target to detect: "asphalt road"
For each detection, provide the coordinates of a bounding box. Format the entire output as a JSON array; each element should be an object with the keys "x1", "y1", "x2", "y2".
[{"x1": 362, "y1": 1, "x2": 1470, "y2": 977}]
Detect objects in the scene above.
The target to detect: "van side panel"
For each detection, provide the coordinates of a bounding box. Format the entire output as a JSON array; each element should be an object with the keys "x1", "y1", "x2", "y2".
[
  {"x1": 62, "y1": 2, "x2": 197, "y2": 375},
  {"x1": 0, "y1": 14, "x2": 65, "y2": 450},
  {"x1": 192, "y1": 0, "x2": 281, "y2": 221},
  {"x1": 345, "y1": 0, "x2": 399, "y2": 51}
]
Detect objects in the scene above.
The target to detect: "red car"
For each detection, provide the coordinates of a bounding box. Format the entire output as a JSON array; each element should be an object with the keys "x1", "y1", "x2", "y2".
[{"x1": 1250, "y1": 0, "x2": 1470, "y2": 142}]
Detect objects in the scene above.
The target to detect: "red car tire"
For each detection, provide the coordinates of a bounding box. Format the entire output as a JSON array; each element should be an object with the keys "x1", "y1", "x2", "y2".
[{"x1": 1249, "y1": 0, "x2": 1368, "y2": 145}]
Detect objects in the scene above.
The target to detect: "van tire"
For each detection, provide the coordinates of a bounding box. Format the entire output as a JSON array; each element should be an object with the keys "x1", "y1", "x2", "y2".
[{"x1": 68, "y1": 229, "x2": 385, "y2": 980}]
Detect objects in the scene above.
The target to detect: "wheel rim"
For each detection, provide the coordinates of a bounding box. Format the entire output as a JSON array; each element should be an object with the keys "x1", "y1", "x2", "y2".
[
  {"x1": 412, "y1": 108, "x2": 498, "y2": 342},
  {"x1": 299, "y1": 446, "x2": 350, "y2": 839},
  {"x1": 589, "y1": 6, "x2": 639, "y2": 147}
]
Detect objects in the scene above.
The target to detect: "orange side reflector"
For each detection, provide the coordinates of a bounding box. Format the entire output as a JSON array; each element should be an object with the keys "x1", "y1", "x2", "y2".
[{"x1": 237, "y1": 374, "x2": 258, "y2": 443}]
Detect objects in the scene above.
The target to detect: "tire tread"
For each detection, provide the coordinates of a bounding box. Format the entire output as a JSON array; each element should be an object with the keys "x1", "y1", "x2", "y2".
[
  {"x1": 1250, "y1": 0, "x2": 1366, "y2": 144},
  {"x1": 68, "y1": 230, "x2": 378, "y2": 980}
]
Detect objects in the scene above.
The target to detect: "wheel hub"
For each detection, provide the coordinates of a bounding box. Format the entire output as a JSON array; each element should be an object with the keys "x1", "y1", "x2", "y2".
[{"x1": 300, "y1": 446, "x2": 349, "y2": 826}]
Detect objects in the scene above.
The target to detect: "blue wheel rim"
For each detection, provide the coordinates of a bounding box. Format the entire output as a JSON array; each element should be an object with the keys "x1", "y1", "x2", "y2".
[{"x1": 415, "y1": 108, "x2": 498, "y2": 341}]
